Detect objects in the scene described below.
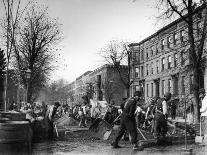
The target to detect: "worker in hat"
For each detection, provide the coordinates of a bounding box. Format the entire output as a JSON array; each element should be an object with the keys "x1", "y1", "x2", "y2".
[
  {"x1": 199, "y1": 88, "x2": 207, "y2": 140},
  {"x1": 45, "y1": 101, "x2": 61, "y2": 139},
  {"x1": 153, "y1": 92, "x2": 171, "y2": 140},
  {"x1": 111, "y1": 91, "x2": 143, "y2": 150}
]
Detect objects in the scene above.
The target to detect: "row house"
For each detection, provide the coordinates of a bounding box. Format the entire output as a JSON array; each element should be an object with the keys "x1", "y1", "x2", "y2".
[
  {"x1": 129, "y1": 7, "x2": 207, "y2": 100},
  {"x1": 69, "y1": 71, "x2": 92, "y2": 106},
  {"x1": 67, "y1": 64, "x2": 128, "y2": 106}
]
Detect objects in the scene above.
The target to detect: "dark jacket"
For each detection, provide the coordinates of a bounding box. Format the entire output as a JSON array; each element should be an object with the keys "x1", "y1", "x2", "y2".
[
  {"x1": 123, "y1": 97, "x2": 137, "y2": 118},
  {"x1": 156, "y1": 98, "x2": 165, "y2": 112}
]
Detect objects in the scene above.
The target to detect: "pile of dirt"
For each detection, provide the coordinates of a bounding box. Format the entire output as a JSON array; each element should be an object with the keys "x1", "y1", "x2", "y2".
[{"x1": 55, "y1": 115, "x2": 79, "y2": 127}]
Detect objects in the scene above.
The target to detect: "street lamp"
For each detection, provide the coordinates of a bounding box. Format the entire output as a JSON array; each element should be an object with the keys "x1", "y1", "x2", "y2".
[{"x1": 25, "y1": 69, "x2": 31, "y2": 104}]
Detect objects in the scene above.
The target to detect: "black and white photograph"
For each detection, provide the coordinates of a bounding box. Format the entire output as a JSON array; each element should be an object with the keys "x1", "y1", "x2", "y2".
[{"x1": 0, "y1": 0, "x2": 207, "y2": 154}]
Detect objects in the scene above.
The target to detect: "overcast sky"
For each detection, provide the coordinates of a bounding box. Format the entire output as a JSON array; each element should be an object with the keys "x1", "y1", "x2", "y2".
[{"x1": 1, "y1": 0, "x2": 163, "y2": 83}]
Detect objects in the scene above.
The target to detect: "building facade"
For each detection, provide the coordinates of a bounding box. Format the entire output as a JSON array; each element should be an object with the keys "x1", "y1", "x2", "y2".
[
  {"x1": 67, "y1": 64, "x2": 128, "y2": 106},
  {"x1": 129, "y1": 9, "x2": 207, "y2": 101}
]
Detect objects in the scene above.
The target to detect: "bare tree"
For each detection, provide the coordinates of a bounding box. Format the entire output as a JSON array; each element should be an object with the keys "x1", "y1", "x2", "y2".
[
  {"x1": 157, "y1": 0, "x2": 207, "y2": 122},
  {"x1": 0, "y1": 0, "x2": 32, "y2": 109},
  {"x1": 9, "y1": 4, "x2": 62, "y2": 104},
  {"x1": 45, "y1": 79, "x2": 68, "y2": 104},
  {"x1": 99, "y1": 40, "x2": 133, "y2": 97},
  {"x1": 103, "y1": 79, "x2": 121, "y2": 104}
]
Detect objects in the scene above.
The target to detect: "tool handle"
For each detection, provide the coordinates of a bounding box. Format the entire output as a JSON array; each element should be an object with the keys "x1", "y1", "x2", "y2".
[
  {"x1": 200, "y1": 116, "x2": 202, "y2": 137},
  {"x1": 137, "y1": 127, "x2": 147, "y2": 140},
  {"x1": 54, "y1": 124, "x2": 59, "y2": 137}
]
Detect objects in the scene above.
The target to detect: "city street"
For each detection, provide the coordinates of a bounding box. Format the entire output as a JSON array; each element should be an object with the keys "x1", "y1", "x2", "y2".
[
  {"x1": 31, "y1": 129, "x2": 207, "y2": 155},
  {"x1": 1, "y1": 1, "x2": 207, "y2": 155}
]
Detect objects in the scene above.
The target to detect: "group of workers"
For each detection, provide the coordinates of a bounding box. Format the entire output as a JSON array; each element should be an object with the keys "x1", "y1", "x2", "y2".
[
  {"x1": 111, "y1": 91, "x2": 172, "y2": 150},
  {"x1": 43, "y1": 90, "x2": 173, "y2": 145},
  {"x1": 111, "y1": 88, "x2": 207, "y2": 150},
  {"x1": 18, "y1": 87, "x2": 207, "y2": 148}
]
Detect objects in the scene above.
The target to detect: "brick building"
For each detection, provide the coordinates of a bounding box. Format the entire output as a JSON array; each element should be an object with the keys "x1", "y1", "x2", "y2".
[
  {"x1": 129, "y1": 9, "x2": 207, "y2": 101},
  {"x1": 67, "y1": 64, "x2": 128, "y2": 106}
]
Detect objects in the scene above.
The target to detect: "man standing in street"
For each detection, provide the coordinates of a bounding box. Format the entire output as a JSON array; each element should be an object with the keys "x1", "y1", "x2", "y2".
[
  {"x1": 111, "y1": 91, "x2": 143, "y2": 150},
  {"x1": 199, "y1": 88, "x2": 207, "y2": 142},
  {"x1": 45, "y1": 102, "x2": 61, "y2": 139},
  {"x1": 154, "y1": 92, "x2": 171, "y2": 140}
]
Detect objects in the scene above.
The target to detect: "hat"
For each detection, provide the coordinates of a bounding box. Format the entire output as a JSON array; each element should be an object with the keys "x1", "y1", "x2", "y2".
[
  {"x1": 164, "y1": 92, "x2": 171, "y2": 100},
  {"x1": 54, "y1": 102, "x2": 61, "y2": 107},
  {"x1": 199, "y1": 88, "x2": 205, "y2": 94},
  {"x1": 134, "y1": 91, "x2": 141, "y2": 97},
  {"x1": 122, "y1": 97, "x2": 127, "y2": 101}
]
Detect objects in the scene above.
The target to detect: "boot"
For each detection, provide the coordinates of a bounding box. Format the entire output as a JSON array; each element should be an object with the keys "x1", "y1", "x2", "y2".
[
  {"x1": 111, "y1": 142, "x2": 122, "y2": 148},
  {"x1": 132, "y1": 143, "x2": 144, "y2": 151}
]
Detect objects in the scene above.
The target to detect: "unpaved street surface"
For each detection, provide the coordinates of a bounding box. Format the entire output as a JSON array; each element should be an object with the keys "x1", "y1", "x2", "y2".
[{"x1": 31, "y1": 130, "x2": 207, "y2": 155}]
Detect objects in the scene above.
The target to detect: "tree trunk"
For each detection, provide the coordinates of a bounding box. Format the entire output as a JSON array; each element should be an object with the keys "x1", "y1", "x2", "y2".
[
  {"x1": 0, "y1": 77, "x2": 4, "y2": 110},
  {"x1": 192, "y1": 67, "x2": 200, "y2": 123}
]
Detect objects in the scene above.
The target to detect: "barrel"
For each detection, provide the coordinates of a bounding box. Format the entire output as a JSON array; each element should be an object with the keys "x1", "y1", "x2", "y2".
[
  {"x1": 0, "y1": 120, "x2": 33, "y2": 154},
  {"x1": 0, "y1": 112, "x2": 26, "y2": 121},
  {"x1": 31, "y1": 120, "x2": 48, "y2": 142}
]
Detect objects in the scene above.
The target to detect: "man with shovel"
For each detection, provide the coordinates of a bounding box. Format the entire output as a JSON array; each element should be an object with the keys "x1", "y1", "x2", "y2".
[
  {"x1": 45, "y1": 101, "x2": 61, "y2": 139},
  {"x1": 153, "y1": 92, "x2": 171, "y2": 140},
  {"x1": 111, "y1": 91, "x2": 143, "y2": 150}
]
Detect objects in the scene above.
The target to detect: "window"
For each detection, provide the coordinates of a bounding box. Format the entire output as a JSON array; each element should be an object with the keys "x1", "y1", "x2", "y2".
[
  {"x1": 146, "y1": 48, "x2": 148, "y2": 59},
  {"x1": 156, "y1": 60, "x2": 159, "y2": 73},
  {"x1": 180, "y1": 30, "x2": 185, "y2": 42},
  {"x1": 181, "y1": 51, "x2": 184, "y2": 66},
  {"x1": 147, "y1": 84, "x2": 149, "y2": 97},
  {"x1": 141, "y1": 50, "x2": 144, "y2": 60},
  {"x1": 151, "y1": 62, "x2": 153, "y2": 74},
  {"x1": 151, "y1": 46, "x2": 154, "y2": 56},
  {"x1": 161, "y1": 39, "x2": 164, "y2": 50},
  {"x1": 135, "y1": 85, "x2": 139, "y2": 91},
  {"x1": 155, "y1": 43, "x2": 159, "y2": 54},
  {"x1": 135, "y1": 52, "x2": 139, "y2": 61},
  {"x1": 174, "y1": 76, "x2": 178, "y2": 95},
  {"x1": 135, "y1": 67, "x2": 140, "y2": 78},
  {"x1": 190, "y1": 75, "x2": 194, "y2": 93},
  {"x1": 174, "y1": 53, "x2": 178, "y2": 67},
  {"x1": 168, "y1": 79, "x2": 172, "y2": 93},
  {"x1": 199, "y1": 71, "x2": 204, "y2": 89},
  {"x1": 162, "y1": 80, "x2": 165, "y2": 95},
  {"x1": 151, "y1": 83, "x2": 154, "y2": 97},
  {"x1": 141, "y1": 66, "x2": 144, "y2": 77},
  {"x1": 161, "y1": 57, "x2": 165, "y2": 71},
  {"x1": 173, "y1": 33, "x2": 178, "y2": 45},
  {"x1": 167, "y1": 36, "x2": 171, "y2": 48},
  {"x1": 181, "y1": 76, "x2": 185, "y2": 94},
  {"x1": 140, "y1": 82, "x2": 144, "y2": 93},
  {"x1": 168, "y1": 55, "x2": 171, "y2": 69},
  {"x1": 146, "y1": 64, "x2": 149, "y2": 75}
]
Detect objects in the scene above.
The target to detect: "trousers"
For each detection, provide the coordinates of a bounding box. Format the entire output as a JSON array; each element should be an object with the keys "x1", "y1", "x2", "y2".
[
  {"x1": 154, "y1": 113, "x2": 168, "y2": 137},
  {"x1": 114, "y1": 114, "x2": 137, "y2": 144}
]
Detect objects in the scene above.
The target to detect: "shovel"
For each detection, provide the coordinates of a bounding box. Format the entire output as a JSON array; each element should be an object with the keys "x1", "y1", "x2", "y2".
[
  {"x1": 103, "y1": 114, "x2": 122, "y2": 140},
  {"x1": 90, "y1": 113, "x2": 121, "y2": 140},
  {"x1": 54, "y1": 124, "x2": 59, "y2": 137},
  {"x1": 195, "y1": 116, "x2": 203, "y2": 143}
]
